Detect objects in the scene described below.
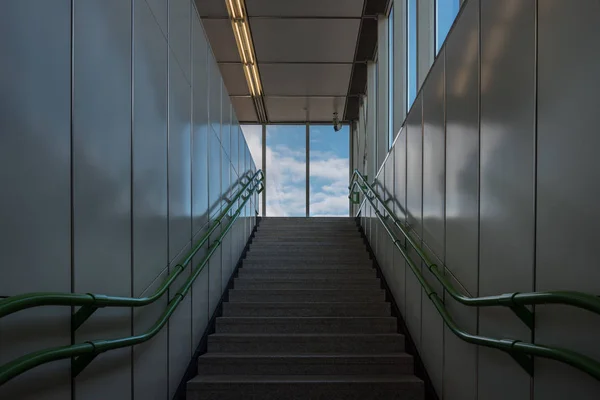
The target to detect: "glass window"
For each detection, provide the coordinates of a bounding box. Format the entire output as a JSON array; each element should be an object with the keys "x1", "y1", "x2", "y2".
[
  {"x1": 407, "y1": 0, "x2": 417, "y2": 110},
  {"x1": 309, "y1": 125, "x2": 350, "y2": 217},
  {"x1": 266, "y1": 125, "x2": 306, "y2": 216},
  {"x1": 241, "y1": 125, "x2": 263, "y2": 215},
  {"x1": 436, "y1": 0, "x2": 460, "y2": 54},
  {"x1": 388, "y1": 5, "x2": 394, "y2": 148}
]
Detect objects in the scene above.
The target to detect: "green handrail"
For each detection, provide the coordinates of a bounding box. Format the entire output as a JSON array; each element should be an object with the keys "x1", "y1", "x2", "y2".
[
  {"x1": 0, "y1": 172, "x2": 264, "y2": 385},
  {"x1": 350, "y1": 170, "x2": 600, "y2": 328},
  {"x1": 350, "y1": 169, "x2": 600, "y2": 381},
  {"x1": 0, "y1": 170, "x2": 263, "y2": 323}
]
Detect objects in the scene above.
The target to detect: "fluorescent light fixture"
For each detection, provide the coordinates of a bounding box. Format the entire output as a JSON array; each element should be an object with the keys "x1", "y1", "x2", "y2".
[
  {"x1": 240, "y1": 22, "x2": 254, "y2": 65},
  {"x1": 233, "y1": 23, "x2": 248, "y2": 64},
  {"x1": 225, "y1": 0, "x2": 263, "y2": 97}
]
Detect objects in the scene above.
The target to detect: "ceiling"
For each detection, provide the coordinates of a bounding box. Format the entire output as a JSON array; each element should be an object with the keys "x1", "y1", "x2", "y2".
[{"x1": 195, "y1": 0, "x2": 389, "y2": 123}]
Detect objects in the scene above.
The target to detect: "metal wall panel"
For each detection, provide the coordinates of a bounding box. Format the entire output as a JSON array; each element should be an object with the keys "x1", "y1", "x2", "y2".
[
  {"x1": 0, "y1": 1, "x2": 256, "y2": 398},
  {"x1": 220, "y1": 149, "x2": 232, "y2": 290},
  {"x1": 442, "y1": 2, "x2": 480, "y2": 397},
  {"x1": 208, "y1": 130, "x2": 222, "y2": 218},
  {"x1": 145, "y1": 0, "x2": 167, "y2": 37},
  {"x1": 133, "y1": 0, "x2": 169, "y2": 297},
  {"x1": 231, "y1": 123, "x2": 240, "y2": 176},
  {"x1": 536, "y1": 1, "x2": 600, "y2": 398},
  {"x1": 169, "y1": 0, "x2": 191, "y2": 83},
  {"x1": 168, "y1": 244, "x2": 192, "y2": 399},
  {"x1": 191, "y1": 227, "x2": 210, "y2": 346},
  {"x1": 422, "y1": 53, "x2": 445, "y2": 261},
  {"x1": 0, "y1": 1, "x2": 72, "y2": 398},
  {"x1": 443, "y1": 272, "x2": 478, "y2": 400},
  {"x1": 391, "y1": 127, "x2": 408, "y2": 317},
  {"x1": 383, "y1": 155, "x2": 396, "y2": 276},
  {"x1": 444, "y1": 0, "x2": 480, "y2": 296},
  {"x1": 208, "y1": 59, "x2": 222, "y2": 138},
  {"x1": 192, "y1": 15, "x2": 210, "y2": 234},
  {"x1": 72, "y1": 1, "x2": 132, "y2": 398},
  {"x1": 420, "y1": 52, "x2": 446, "y2": 395},
  {"x1": 221, "y1": 83, "x2": 231, "y2": 157},
  {"x1": 405, "y1": 94, "x2": 423, "y2": 351},
  {"x1": 133, "y1": 268, "x2": 168, "y2": 400},
  {"x1": 168, "y1": 51, "x2": 192, "y2": 260},
  {"x1": 478, "y1": 0, "x2": 535, "y2": 398}
]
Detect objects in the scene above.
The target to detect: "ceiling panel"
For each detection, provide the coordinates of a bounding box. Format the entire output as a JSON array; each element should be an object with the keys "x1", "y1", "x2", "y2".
[
  {"x1": 259, "y1": 63, "x2": 352, "y2": 96},
  {"x1": 220, "y1": 63, "x2": 250, "y2": 96},
  {"x1": 250, "y1": 18, "x2": 360, "y2": 62},
  {"x1": 246, "y1": 0, "x2": 365, "y2": 17},
  {"x1": 265, "y1": 96, "x2": 346, "y2": 122},
  {"x1": 231, "y1": 96, "x2": 258, "y2": 122},
  {"x1": 307, "y1": 97, "x2": 347, "y2": 121},
  {"x1": 194, "y1": 0, "x2": 228, "y2": 17},
  {"x1": 202, "y1": 19, "x2": 240, "y2": 62}
]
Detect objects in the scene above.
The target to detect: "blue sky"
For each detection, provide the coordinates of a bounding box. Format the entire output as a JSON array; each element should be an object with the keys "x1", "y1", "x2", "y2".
[{"x1": 242, "y1": 124, "x2": 349, "y2": 217}]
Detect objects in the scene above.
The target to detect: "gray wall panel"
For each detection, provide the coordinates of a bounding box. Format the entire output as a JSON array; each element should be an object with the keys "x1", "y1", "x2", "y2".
[
  {"x1": 208, "y1": 131, "x2": 222, "y2": 218},
  {"x1": 478, "y1": 0, "x2": 535, "y2": 398},
  {"x1": 169, "y1": 0, "x2": 191, "y2": 83},
  {"x1": 133, "y1": 0, "x2": 169, "y2": 296},
  {"x1": 133, "y1": 268, "x2": 168, "y2": 400},
  {"x1": 536, "y1": 1, "x2": 600, "y2": 398},
  {"x1": 168, "y1": 51, "x2": 192, "y2": 260},
  {"x1": 191, "y1": 227, "x2": 210, "y2": 346},
  {"x1": 192, "y1": 15, "x2": 209, "y2": 234},
  {"x1": 444, "y1": 0, "x2": 480, "y2": 296},
  {"x1": 383, "y1": 157, "x2": 395, "y2": 275},
  {"x1": 145, "y1": 0, "x2": 168, "y2": 37},
  {"x1": 0, "y1": 1, "x2": 72, "y2": 398},
  {"x1": 168, "y1": 244, "x2": 192, "y2": 399},
  {"x1": 406, "y1": 96, "x2": 423, "y2": 238},
  {"x1": 231, "y1": 124, "x2": 240, "y2": 176},
  {"x1": 0, "y1": 0, "x2": 256, "y2": 397},
  {"x1": 420, "y1": 55, "x2": 445, "y2": 395},
  {"x1": 443, "y1": 277, "x2": 478, "y2": 400},
  {"x1": 72, "y1": 1, "x2": 132, "y2": 398},
  {"x1": 405, "y1": 95, "x2": 423, "y2": 351},
  {"x1": 208, "y1": 241, "x2": 223, "y2": 316},
  {"x1": 208, "y1": 59, "x2": 222, "y2": 138},
  {"x1": 391, "y1": 128, "x2": 407, "y2": 316},
  {"x1": 422, "y1": 54, "x2": 445, "y2": 260},
  {"x1": 221, "y1": 82, "x2": 231, "y2": 157}
]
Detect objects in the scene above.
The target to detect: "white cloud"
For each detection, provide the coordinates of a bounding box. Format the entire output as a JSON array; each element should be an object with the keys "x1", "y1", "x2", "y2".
[{"x1": 241, "y1": 125, "x2": 350, "y2": 217}]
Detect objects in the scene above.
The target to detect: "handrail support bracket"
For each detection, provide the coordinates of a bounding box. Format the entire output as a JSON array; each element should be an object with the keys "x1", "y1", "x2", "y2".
[
  {"x1": 508, "y1": 351, "x2": 534, "y2": 377},
  {"x1": 72, "y1": 305, "x2": 99, "y2": 332},
  {"x1": 71, "y1": 353, "x2": 98, "y2": 378},
  {"x1": 509, "y1": 304, "x2": 534, "y2": 331}
]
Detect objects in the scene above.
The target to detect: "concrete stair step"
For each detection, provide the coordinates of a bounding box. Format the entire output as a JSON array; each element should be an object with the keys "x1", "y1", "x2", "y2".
[
  {"x1": 222, "y1": 302, "x2": 391, "y2": 317},
  {"x1": 252, "y1": 237, "x2": 365, "y2": 244},
  {"x1": 233, "y1": 278, "x2": 381, "y2": 290},
  {"x1": 242, "y1": 260, "x2": 372, "y2": 269},
  {"x1": 244, "y1": 256, "x2": 372, "y2": 264},
  {"x1": 237, "y1": 268, "x2": 376, "y2": 278},
  {"x1": 207, "y1": 333, "x2": 405, "y2": 354},
  {"x1": 250, "y1": 242, "x2": 363, "y2": 248},
  {"x1": 255, "y1": 232, "x2": 360, "y2": 237},
  {"x1": 187, "y1": 374, "x2": 424, "y2": 400},
  {"x1": 197, "y1": 353, "x2": 414, "y2": 375},
  {"x1": 215, "y1": 317, "x2": 397, "y2": 334},
  {"x1": 259, "y1": 217, "x2": 356, "y2": 224},
  {"x1": 228, "y1": 289, "x2": 386, "y2": 303},
  {"x1": 248, "y1": 249, "x2": 368, "y2": 257}
]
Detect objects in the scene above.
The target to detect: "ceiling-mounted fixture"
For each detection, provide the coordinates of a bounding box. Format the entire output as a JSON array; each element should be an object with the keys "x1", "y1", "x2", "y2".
[{"x1": 225, "y1": 0, "x2": 263, "y2": 97}]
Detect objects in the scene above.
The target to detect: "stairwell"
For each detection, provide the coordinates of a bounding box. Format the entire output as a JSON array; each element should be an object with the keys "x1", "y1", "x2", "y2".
[{"x1": 187, "y1": 217, "x2": 424, "y2": 399}]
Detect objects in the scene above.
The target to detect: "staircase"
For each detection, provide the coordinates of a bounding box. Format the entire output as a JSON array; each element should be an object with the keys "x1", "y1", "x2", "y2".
[{"x1": 187, "y1": 217, "x2": 424, "y2": 400}]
